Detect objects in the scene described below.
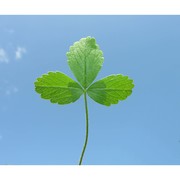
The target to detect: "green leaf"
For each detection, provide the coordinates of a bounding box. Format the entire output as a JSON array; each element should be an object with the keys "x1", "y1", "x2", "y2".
[
  {"x1": 34, "y1": 72, "x2": 83, "y2": 105},
  {"x1": 67, "y1": 36, "x2": 104, "y2": 88},
  {"x1": 87, "y1": 74, "x2": 134, "y2": 106}
]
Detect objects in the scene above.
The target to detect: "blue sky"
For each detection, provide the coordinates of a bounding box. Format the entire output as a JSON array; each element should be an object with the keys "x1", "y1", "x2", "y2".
[{"x1": 0, "y1": 16, "x2": 180, "y2": 165}]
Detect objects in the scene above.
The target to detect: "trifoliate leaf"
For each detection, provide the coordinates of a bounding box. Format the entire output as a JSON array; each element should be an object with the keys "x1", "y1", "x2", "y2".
[
  {"x1": 67, "y1": 36, "x2": 104, "y2": 88},
  {"x1": 34, "y1": 72, "x2": 83, "y2": 105},
  {"x1": 87, "y1": 74, "x2": 134, "y2": 106}
]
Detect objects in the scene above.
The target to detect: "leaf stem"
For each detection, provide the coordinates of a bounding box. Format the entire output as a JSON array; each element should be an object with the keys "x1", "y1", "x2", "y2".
[{"x1": 79, "y1": 91, "x2": 89, "y2": 165}]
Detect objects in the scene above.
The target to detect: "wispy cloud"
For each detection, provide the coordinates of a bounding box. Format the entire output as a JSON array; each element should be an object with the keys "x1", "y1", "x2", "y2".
[
  {"x1": 5, "y1": 86, "x2": 19, "y2": 96},
  {"x1": 0, "y1": 80, "x2": 19, "y2": 97},
  {"x1": 15, "y1": 47, "x2": 27, "y2": 60},
  {"x1": 7, "y1": 29, "x2": 15, "y2": 34},
  {"x1": 0, "y1": 48, "x2": 9, "y2": 63},
  {"x1": 4, "y1": 27, "x2": 15, "y2": 34},
  {"x1": 13, "y1": 87, "x2": 19, "y2": 93},
  {"x1": 5, "y1": 90, "x2": 11, "y2": 96}
]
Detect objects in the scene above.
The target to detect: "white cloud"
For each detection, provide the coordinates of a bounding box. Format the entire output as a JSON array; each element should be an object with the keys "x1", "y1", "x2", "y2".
[
  {"x1": 5, "y1": 90, "x2": 11, "y2": 96},
  {"x1": 7, "y1": 29, "x2": 15, "y2": 34},
  {"x1": 15, "y1": 47, "x2": 27, "y2": 60},
  {"x1": 5, "y1": 86, "x2": 19, "y2": 96},
  {"x1": 0, "y1": 48, "x2": 9, "y2": 63},
  {"x1": 13, "y1": 87, "x2": 19, "y2": 93},
  {"x1": 4, "y1": 28, "x2": 15, "y2": 34},
  {"x1": 0, "y1": 80, "x2": 19, "y2": 97}
]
